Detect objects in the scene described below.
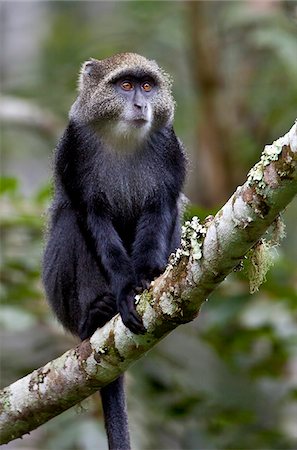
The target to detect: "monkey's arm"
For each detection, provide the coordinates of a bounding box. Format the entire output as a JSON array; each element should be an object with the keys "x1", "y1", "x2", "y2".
[
  {"x1": 84, "y1": 209, "x2": 146, "y2": 334},
  {"x1": 132, "y1": 199, "x2": 177, "y2": 286}
]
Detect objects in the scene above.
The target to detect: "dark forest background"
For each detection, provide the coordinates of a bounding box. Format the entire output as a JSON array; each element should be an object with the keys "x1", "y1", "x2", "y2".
[{"x1": 1, "y1": 1, "x2": 297, "y2": 449}]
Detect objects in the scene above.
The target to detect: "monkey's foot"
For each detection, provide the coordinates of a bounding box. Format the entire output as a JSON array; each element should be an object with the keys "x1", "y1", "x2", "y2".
[
  {"x1": 118, "y1": 291, "x2": 146, "y2": 335},
  {"x1": 95, "y1": 293, "x2": 117, "y2": 325},
  {"x1": 79, "y1": 294, "x2": 117, "y2": 340}
]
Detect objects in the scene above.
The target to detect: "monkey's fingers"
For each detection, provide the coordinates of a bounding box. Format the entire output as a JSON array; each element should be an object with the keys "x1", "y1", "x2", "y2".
[
  {"x1": 135, "y1": 278, "x2": 151, "y2": 293},
  {"x1": 119, "y1": 295, "x2": 146, "y2": 335},
  {"x1": 92, "y1": 295, "x2": 116, "y2": 317},
  {"x1": 126, "y1": 310, "x2": 146, "y2": 335},
  {"x1": 100, "y1": 294, "x2": 117, "y2": 311}
]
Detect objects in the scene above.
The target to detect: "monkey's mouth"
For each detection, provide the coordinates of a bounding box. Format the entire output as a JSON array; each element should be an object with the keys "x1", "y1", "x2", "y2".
[{"x1": 130, "y1": 118, "x2": 149, "y2": 128}]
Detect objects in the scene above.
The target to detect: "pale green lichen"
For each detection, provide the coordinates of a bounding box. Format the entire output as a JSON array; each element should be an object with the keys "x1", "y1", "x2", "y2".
[
  {"x1": 135, "y1": 294, "x2": 141, "y2": 305},
  {"x1": 247, "y1": 140, "x2": 283, "y2": 192},
  {"x1": 0, "y1": 389, "x2": 11, "y2": 411},
  {"x1": 169, "y1": 216, "x2": 206, "y2": 265},
  {"x1": 97, "y1": 346, "x2": 108, "y2": 355},
  {"x1": 159, "y1": 292, "x2": 180, "y2": 316},
  {"x1": 247, "y1": 240, "x2": 275, "y2": 293},
  {"x1": 142, "y1": 303, "x2": 159, "y2": 332},
  {"x1": 232, "y1": 213, "x2": 253, "y2": 230},
  {"x1": 247, "y1": 215, "x2": 285, "y2": 293},
  {"x1": 136, "y1": 290, "x2": 154, "y2": 316}
]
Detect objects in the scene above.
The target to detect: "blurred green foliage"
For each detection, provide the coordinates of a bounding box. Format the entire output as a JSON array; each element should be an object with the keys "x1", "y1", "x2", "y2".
[
  {"x1": 1, "y1": 177, "x2": 45, "y2": 311},
  {"x1": 1, "y1": 1, "x2": 297, "y2": 449}
]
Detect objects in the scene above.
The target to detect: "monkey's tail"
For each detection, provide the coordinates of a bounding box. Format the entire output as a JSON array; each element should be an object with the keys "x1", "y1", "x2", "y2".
[{"x1": 100, "y1": 375, "x2": 131, "y2": 450}]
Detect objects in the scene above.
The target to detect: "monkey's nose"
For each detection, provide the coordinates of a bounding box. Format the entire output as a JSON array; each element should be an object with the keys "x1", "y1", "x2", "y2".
[{"x1": 134, "y1": 102, "x2": 147, "y2": 112}]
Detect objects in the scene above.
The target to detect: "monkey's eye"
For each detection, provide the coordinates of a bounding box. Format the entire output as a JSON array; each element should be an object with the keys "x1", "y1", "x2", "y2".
[
  {"x1": 142, "y1": 82, "x2": 153, "y2": 92},
  {"x1": 121, "y1": 81, "x2": 134, "y2": 91}
]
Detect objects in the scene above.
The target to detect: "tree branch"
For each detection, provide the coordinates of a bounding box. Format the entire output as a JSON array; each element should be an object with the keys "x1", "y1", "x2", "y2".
[
  {"x1": 1, "y1": 121, "x2": 296, "y2": 444},
  {"x1": 0, "y1": 95, "x2": 62, "y2": 138}
]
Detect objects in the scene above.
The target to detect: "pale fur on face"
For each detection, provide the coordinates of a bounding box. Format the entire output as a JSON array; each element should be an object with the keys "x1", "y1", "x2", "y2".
[
  {"x1": 94, "y1": 113, "x2": 152, "y2": 153},
  {"x1": 69, "y1": 53, "x2": 175, "y2": 152}
]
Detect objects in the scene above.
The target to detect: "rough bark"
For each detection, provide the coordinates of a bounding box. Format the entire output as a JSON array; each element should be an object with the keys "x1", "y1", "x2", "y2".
[{"x1": 0, "y1": 122, "x2": 296, "y2": 444}]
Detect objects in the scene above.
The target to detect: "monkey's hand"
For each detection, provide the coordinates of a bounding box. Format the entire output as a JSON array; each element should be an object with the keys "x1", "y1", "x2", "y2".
[
  {"x1": 118, "y1": 288, "x2": 146, "y2": 335},
  {"x1": 135, "y1": 266, "x2": 166, "y2": 294},
  {"x1": 135, "y1": 278, "x2": 151, "y2": 293}
]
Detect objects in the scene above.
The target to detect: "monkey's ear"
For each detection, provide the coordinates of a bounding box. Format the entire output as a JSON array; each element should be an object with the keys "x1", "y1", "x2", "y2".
[
  {"x1": 81, "y1": 58, "x2": 99, "y2": 77},
  {"x1": 78, "y1": 58, "x2": 101, "y2": 91}
]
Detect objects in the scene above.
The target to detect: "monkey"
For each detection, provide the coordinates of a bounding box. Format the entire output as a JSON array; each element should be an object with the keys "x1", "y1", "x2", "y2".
[{"x1": 42, "y1": 52, "x2": 186, "y2": 450}]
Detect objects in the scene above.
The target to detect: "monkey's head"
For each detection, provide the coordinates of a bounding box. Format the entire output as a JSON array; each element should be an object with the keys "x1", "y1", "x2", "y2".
[{"x1": 70, "y1": 53, "x2": 175, "y2": 147}]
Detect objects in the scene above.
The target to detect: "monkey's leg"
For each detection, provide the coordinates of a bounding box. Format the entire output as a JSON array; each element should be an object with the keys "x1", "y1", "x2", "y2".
[
  {"x1": 75, "y1": 236, "x2": 118, "y2": 339},
  {"x1": 79, "y1": 210, "x2": 145, "y2": 335},
  {"x1": 43, "y1": 207, "x2": 117, "y2": 339},
  {"x1": 78, "y1": 292, "x2": 117, "y2": 341}
]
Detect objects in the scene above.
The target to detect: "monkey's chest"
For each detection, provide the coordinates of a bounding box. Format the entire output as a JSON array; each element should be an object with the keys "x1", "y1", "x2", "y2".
[{"x1": 96, "y1": 159, "x2": 160, "y2": 217}]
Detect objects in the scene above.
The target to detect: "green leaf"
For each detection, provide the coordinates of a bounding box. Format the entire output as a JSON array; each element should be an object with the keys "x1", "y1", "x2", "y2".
[{"x1": 0, "y1": 177, "x2": 19, "y2": 196}]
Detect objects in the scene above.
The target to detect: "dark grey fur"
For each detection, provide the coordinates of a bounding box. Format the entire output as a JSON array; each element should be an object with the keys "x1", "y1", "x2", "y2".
[{"x1": 43, "y1": 53, "x2": 186, "y2": 450}]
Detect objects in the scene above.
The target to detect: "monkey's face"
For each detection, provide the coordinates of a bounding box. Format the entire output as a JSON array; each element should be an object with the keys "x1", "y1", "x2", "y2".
[
  {"x1": 70, "y1": 53, "x2": 175, "y2": 148},
  {"x1": 101, "y1": 76, "x2": 156, "y2": 145}
]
